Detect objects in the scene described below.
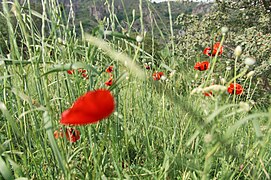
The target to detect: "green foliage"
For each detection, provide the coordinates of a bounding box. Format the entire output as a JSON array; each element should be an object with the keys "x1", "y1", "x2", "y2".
[
  {"x1": 175, "y1": 1, "x2": 271, "y2": 107},
  {"x1": 0, "y1": 9, "x2": 10, "y2": 53},
  {"x1": 216, "y1": 0, "x2": 271, "y2": 33}
]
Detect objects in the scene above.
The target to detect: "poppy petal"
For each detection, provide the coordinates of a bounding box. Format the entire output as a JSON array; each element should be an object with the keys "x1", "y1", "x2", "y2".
[
  {"x1": 65, "y1": 128, "x2": 80, "y2": 143},
  {"x1": 227, "y1": 83, "x2": 243, "y2": 95},
  {"x1": 106, "y1": 66, "x2": 113, "y2": 73},
  {"x1": 203, "y1": 91, "x2": 213, "y2": 97},
  {"x1": 203, "y1": 47, "x2": 211, "y2": 56},
  {"x1": 152, "y1": 72, "x2": 164, "y2": 80},
  {"x1": 212, "y1": 42, "x2": 223, "y2": 56},
  {"x1": 105, "y1": 78, "x2": 113, "y2": 86},
  {"x1": 194, "y1": 61, "x2": 209, "y2": 71},
  {"x1": 67, "y1": 70, "x2": 75, "y2": 74},
  {"x1": 60, "y1": 89, "x2": 115, "y2": 125}
]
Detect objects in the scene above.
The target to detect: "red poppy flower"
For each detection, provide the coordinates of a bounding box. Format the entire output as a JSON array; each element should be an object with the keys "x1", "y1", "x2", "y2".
[
  {"x1": 106, "y1": 66, "x2": 113, "y2": 73},
  {"x1": 78, "y1": 69, "x2": 86, "y2": 74},
  {"x1": 203, "y1": 42, "x2": 223, "y2": 56},
  {"x1": 105, "y1": 77, "x2": 113, "y2": 86},
  {"x1": 54, "y1": 128, "x2": 80, "y2": 143},
  {"x1": 227, "y1": 83, "x2": 243, "y2": 95},
  {"x1": 212, "y1": 42, "x2": 223, "y2": 56},
  {"x1": 67, "y1": 69, "x2": 88, "y2": 79},
  {"x1": 203, "y1": 47, "x2": 212, "y2": 56},
  {"x1": 60, "y1": 89, "x2": 115, "y2": 125},
  {"x1": 203, "y1": 91, "x2": 213, "y2": 97},
  {"x1": 78, "y1": 69, "x2": 88, "y2": 78},
  {"x1": 65, "y1": 128, "x2": 80, "y2": 143},
  {"x1": 194, "y1": 61, "x2": 209, "y2": 71},
  {"x1": 67, "y1": 70, "x2": 75, "y2": 74},
  {"x1": 152, "y1": 72, "x2": 164, "y2": 80}
]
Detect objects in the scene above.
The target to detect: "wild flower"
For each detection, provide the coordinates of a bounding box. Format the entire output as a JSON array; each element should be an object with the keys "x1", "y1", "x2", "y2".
[
  {"x1": 67, "y1": 69, "x2": 88, "y2": 79},
  {"x1": 106, "y1": 66, "x2": 113, "y2": 73},
  {"x1": 194, "y1": 61, "x2": 209, "y2": 71},
  {"x1": 67, "y1": 70, "x2": 74, "y2": 74},
  {"x1": 54, "y1": 128, "x2": 80, "y2": 143},
  {"x1": 65, "y1": 128, "x2": 80, "y2": 143},
  {"x1": 203, "y1": 91, "x2": 213, "y2": 97},
  {"x1": 60, "y1": 89, "x2": 115, "y2": 125},
  {"x1": 227, "y1": 83, "x2": 243, "y2": 95},
  {"x1": 152, "y1": 72, "x2": 164, "y2": 81},
  {"x1": 203, "y1": 42, "x2": 223, "y2": 56},
  {"x1": 78, "y1": 69, "x2": 88, "y2": 78},
  {"x1": 105, "y1": 77, "x2": 113, "y2": 86}
]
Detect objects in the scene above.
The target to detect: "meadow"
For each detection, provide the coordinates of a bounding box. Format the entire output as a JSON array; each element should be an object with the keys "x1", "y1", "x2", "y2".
[{"x1": 0, "y1": 0, "x2": 271, "y2": 179}]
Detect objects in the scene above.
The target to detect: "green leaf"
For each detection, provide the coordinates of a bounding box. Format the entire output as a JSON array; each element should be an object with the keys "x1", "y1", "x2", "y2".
[
  {"x1": 43, "y1": 111, "x2": 66, "y2": 176},
  {"x1": 0, "y1": 156, "x2": 14, "y2": 180},
  {"x1": 106, "y1": 31, "x2": 136, "y2": 42},
  {"x1": 206, "y1": 104, "x2": 238, "y2": 124},
  {"x1": 8, "y1": 158, "x2": 24, "y2": 178},
  {"x1": 0, "y1": 102, "x2": 21, "y2": 137},
  {"x1": 224, "y1": 113, "x2": 269, "y2": 139}
]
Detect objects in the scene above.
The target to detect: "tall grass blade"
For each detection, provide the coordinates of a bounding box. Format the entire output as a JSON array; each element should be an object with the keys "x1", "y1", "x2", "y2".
[
  {"x1": 43, "y1": 111, "x2": 66, "y2": 177},
  {"x1": 0, "y1": 156, "x2": 14, "y2": 180}
]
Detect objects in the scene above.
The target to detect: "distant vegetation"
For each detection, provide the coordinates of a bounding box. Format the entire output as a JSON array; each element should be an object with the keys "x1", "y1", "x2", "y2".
[{"x1": 59, "y1": 0, "x2": 202, "y2": 35}]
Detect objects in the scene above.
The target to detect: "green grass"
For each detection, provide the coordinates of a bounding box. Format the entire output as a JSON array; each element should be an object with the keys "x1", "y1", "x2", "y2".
[{"x1": 0, "y1": 0, "x2": 271, "y2": 179}]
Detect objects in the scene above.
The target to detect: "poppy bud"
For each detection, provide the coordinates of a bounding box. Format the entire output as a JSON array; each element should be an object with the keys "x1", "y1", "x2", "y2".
[
  {"x1": 234, "y1": 46, "x2": 242, "y2": 57},
  {"x1": 136, "y1": 35, "x2": 143, "y2": 43},
  {"x1": 244, "y1": 57, "x2": 256, "y2": 66},
  {"x1": 220, "y1": 78, "x2": 226, "y2": 85},
  {"x1": 246, "y1": 71, "x2": 255, "y2": 78},
  {"x1": 221, "y1": 26, "x2": 229, "y2": 35},
  {"x1": 226, "y1": 66, "x2": 231, "y2": 71}
]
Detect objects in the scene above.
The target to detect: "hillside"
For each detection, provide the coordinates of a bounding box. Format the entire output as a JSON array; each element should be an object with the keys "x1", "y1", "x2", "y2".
[{"x1": 55, "y1": 0, "x2": 211, "y2": 34}]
